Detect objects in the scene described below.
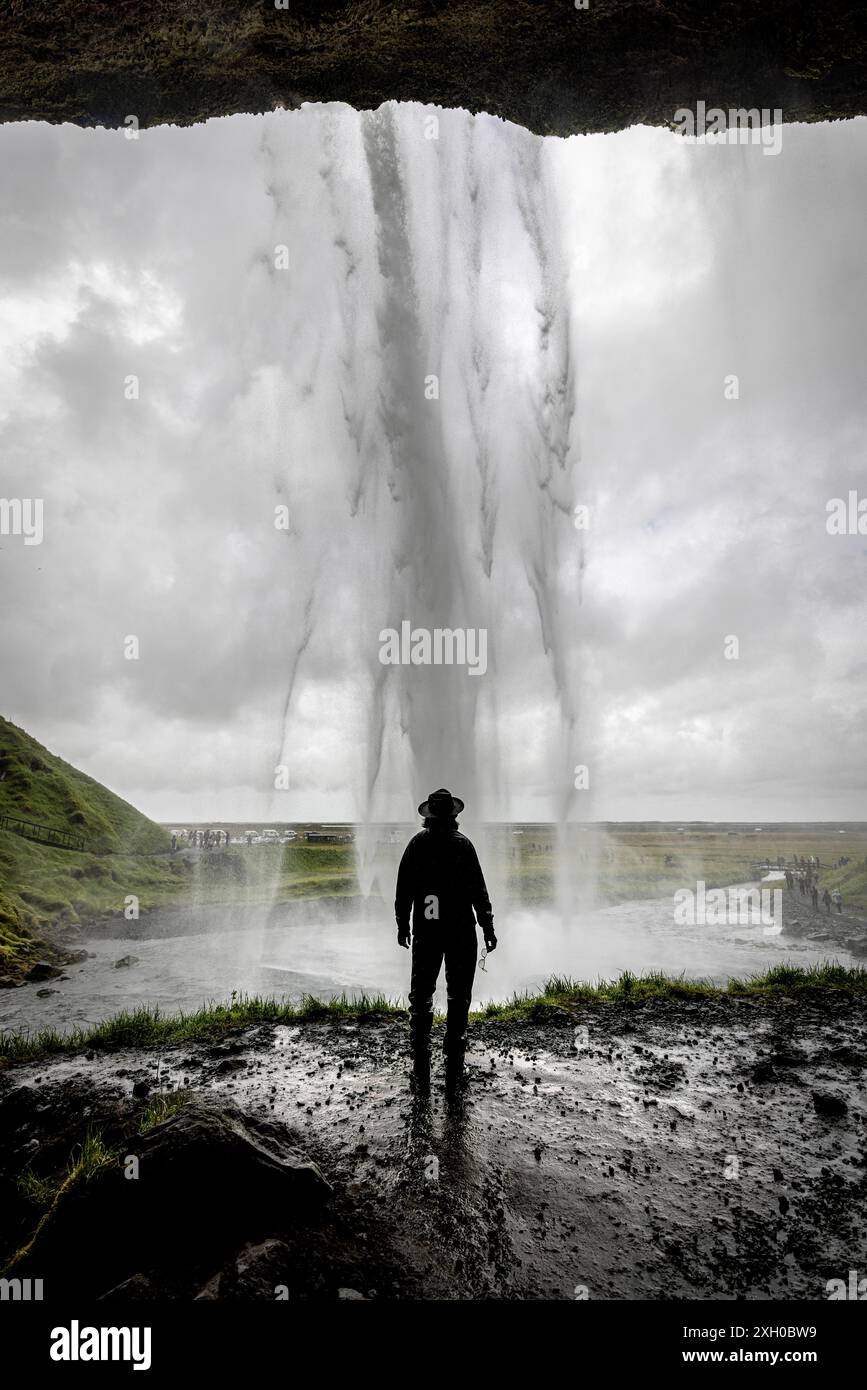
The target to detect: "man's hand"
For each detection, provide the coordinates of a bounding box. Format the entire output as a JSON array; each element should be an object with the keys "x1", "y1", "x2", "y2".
[
  {"x1": 397, "y1": 924, "x2": 411, "y2": 949},
  {"x1": 483, "y1": 927, "x2": 497, "y2": 952}
]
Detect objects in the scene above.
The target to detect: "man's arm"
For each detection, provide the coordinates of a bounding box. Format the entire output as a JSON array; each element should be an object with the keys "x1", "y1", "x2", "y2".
[
  {"x1": 394, "y1": 838, "x2": 417, "y2": 946},
  {"x1": 467, "y1": 842, "x2": 496, "y2": 945}
]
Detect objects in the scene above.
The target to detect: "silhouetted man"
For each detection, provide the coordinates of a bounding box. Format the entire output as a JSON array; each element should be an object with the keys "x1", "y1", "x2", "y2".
[{"x1": 395, "y1": 788, "x2": 496, "y2": 1093}]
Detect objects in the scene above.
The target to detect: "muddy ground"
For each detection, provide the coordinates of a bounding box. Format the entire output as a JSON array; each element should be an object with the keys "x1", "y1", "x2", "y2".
[{"x1": 1, "y1": 991, "x2": 865, "y2": 1301}]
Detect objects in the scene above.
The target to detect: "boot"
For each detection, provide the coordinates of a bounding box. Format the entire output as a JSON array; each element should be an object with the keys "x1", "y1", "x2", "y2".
[
  {"x1": 444, "y1": 1056, "x2": 466, "y2": 1094},
  {"x1": 410, "y1": 1048, "x2": 431, "y2": 1096},
  {"x1": 443, "y1": 1040, "x2": 467, "y2": 1093}
]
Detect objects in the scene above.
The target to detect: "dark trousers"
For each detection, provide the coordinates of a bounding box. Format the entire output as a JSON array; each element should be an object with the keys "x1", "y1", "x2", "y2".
[{"x1": 409, "y1": 925, "x2": 478, "y2": 1059}]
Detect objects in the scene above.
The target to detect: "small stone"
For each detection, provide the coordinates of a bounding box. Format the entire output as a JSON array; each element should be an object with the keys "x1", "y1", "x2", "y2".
[{"x1": 812, "y1": 1091, "x2": 848, "y2": 1118}]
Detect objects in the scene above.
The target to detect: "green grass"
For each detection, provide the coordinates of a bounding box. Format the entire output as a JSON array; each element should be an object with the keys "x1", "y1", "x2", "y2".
[
  {"x1": 15, "y1": 1167, "x2": 57, "y2": 1210},
  {"x1": 5, "y1": 1125, "x2": 120, "y2": 1275},
  {"x1": 138, "y1": 1090, "x2": 192, "y2": 1133},
  {"x1": 2, "y1": 966, "x2": 865, "y2": 1064},
  {"x1": 0, "y1": 991, "x2": 407, "y2": 1063},
  {"x1": 477, "y1": 962, "x2": 867, "y2": 1019}
]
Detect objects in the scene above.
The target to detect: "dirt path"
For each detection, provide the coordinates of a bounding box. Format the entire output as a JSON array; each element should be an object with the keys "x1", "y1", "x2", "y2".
[{"x1": 781, "y1": 882, "x2": 867, "y2": 956}]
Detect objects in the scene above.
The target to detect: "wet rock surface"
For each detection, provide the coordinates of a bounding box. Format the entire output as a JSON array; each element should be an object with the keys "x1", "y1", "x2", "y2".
[
  {"x1": 0, "y1": 2, "x2": 865, "y2": 135},
  {"x1": 1, "y1": 994, "x2": 865, "y2": 1300}
]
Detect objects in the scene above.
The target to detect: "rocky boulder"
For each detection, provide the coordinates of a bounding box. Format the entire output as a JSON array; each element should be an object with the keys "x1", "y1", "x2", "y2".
[{"x1": 10, "y1": 1101, "x2": 329, "y2": 1298}]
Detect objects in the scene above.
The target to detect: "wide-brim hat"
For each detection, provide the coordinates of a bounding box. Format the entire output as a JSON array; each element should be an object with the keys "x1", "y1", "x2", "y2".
[{"x1": 418, "y1": 787, "x2": 464, "y2": 818}]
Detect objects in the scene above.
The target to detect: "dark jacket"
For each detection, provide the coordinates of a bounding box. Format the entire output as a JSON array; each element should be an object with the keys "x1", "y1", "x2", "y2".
[{"x1": 395, "y1": 824, "x2": 494, "y2": 935}]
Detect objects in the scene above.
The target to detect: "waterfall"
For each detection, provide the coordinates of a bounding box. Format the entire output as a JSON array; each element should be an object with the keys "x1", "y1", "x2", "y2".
[{"x1": 259, "y1": 103, "x2": 585, "y2": 902}]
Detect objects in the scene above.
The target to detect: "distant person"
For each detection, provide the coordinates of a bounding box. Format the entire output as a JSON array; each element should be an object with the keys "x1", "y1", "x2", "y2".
[
  {"x1": 823, "y1": 888, "x2": 832, "y2": 915},
  {"x1": 799, "y1": 874, "x2": 806, "y2": 895},
  {"x1": 395, "y1": 788, "x2": 496, "y2": 1095},
  {"x1": 811, "y1": 884, "x2": 819, "y2": 909},
  {"x1": 784, "y1": 869, "x2": 793, "y2": 890},
  {"x1": 171, "y1": 833, "x2": 177, "y2": 853},
  {"x1": 832, "y1": 890, "x2": 843, "y2": 914}
]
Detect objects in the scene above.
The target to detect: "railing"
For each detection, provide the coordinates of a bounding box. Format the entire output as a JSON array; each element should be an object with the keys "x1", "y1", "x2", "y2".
[
  {"x1": 0, "y1": 812, "x2": 86, "y2": 852},
  {"x1": 750, "y1": 861, "x2": 821, "y2": 872}
]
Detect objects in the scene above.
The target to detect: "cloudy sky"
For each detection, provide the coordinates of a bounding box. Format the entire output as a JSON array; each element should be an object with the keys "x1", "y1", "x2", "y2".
[{"x1": 1, "y1": 106, "x2": 865, "y2": 824}]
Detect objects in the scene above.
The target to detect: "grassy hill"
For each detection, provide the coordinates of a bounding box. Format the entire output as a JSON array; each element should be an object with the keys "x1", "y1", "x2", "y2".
[
  {"x1": 820, "y1": 857, "x2": 867, "y2": 915},
  {"x1": 0, "y1": 717, "x2": 168, "y2": 856},
  {"x1": 0, "y1": 717, "x2": 171, "y2": 977}
]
